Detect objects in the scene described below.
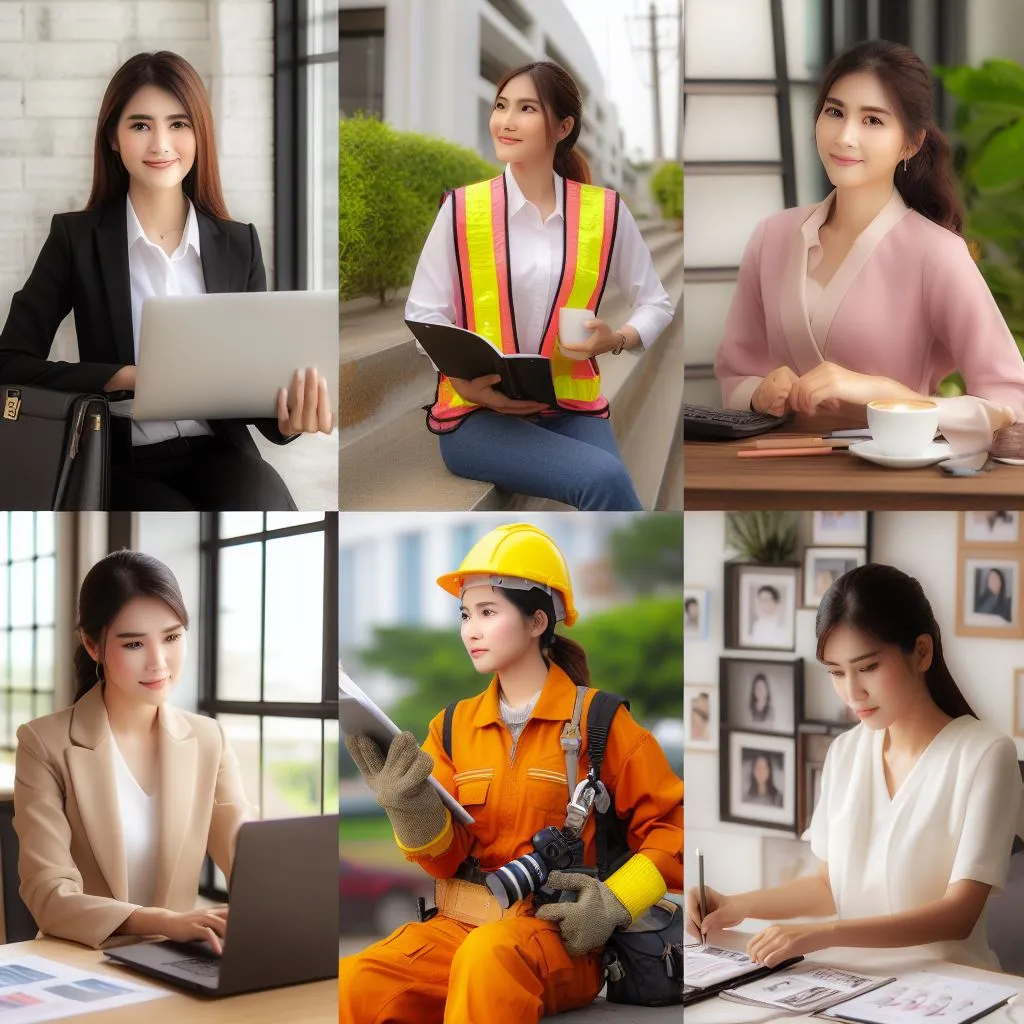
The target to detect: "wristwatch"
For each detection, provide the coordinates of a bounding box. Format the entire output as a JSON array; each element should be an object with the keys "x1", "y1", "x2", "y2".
[{"x1": 613, "y1": 332, "x2": 627, "y2": 355}]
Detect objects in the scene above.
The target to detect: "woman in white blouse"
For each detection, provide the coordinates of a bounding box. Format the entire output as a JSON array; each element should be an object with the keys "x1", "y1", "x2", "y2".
[
  {"x1": 686, "y1": 563, "x2": 1024, "y2": 971},
  {"x1": 13, "y1": 550, "x2": 253, "y2": 950},
  {"x1": 406, "y1": 61, "x2": 674, "y2": 510}
]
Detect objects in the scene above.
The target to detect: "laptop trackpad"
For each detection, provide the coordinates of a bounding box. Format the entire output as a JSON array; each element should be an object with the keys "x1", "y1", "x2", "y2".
[{"x1": 109, "y1": 940, "x2": 221, "y2": 990}]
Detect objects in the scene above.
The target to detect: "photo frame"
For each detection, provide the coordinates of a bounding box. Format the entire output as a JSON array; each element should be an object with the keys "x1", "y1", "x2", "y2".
[
  {"x1": 956, "y1": 548, "x2": 1024, "y2": 639},
  {"x1": 961, "y1": 511, "x2": 1022, "y2": 546},
  {"x1": 684, "y1": 586, "x2": 710, "y2": 641},
  {"x1": 803, "y1": 547, "x2": 867, "y2": 609},
  {"x1": 720, "y1": 656, "x2": 803, "y2": 736},
  {"x1": 724, "y1": 562, "x2": 799, "y2": 652},
  {"x1": 796, "y1": 726, "x2": 850, "y2": 836},
  {"x1": 721, "y1": 730, "x2": 797, "y2": 831},
  {"x1": 811, "y1": 511, "x2": 869, "y2": 547},
  {"x1": 1014, "y1": 669, "x2": 1024, "y2": 739},
  {"x1": 683, "y1": 685, "x2": 718, "y2": 752}
]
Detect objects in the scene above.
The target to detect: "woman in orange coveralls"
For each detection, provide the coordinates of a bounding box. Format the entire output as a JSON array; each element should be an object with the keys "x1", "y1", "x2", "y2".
[{"x1": 339, "y1": 523, "x2": 684, "y2": 1023}]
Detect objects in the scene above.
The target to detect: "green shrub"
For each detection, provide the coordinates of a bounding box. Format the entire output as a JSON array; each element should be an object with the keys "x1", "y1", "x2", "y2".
[
  {"x1": 338, "y1": 115, "x2": 498, "y2": 302},
  {"x1": 650, "y1": 160, "x2": 683, "y2": 222}
]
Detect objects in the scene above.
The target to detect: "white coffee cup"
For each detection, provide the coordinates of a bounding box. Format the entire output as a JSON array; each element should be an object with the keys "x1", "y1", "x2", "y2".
[
  {"x1": 866, "y1": 399, "x2": 939, "y2": 457},
  {"x1": 558, "y1": 307, "x2": 595, "y2": 360}
]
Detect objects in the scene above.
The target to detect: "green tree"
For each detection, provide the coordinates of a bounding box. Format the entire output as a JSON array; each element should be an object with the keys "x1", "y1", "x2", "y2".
[
  {"x1": 650, "y1": 161, "x2": 683, "y2": 222},
  {"x1": 607, "y1": 515, "x2": 684, "y2": 593}
]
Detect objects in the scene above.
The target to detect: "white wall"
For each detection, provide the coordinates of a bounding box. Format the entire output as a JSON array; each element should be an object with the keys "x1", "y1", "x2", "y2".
[
  {"x1": 684, "y1": 511, "x2": 1024, "y2": 912},
  {"x1": 967, "y1": 0, "x2": 1024, "y2": 66},
  {"x1": 0, "y1": 0, "x2": 274, "y2": 361}
]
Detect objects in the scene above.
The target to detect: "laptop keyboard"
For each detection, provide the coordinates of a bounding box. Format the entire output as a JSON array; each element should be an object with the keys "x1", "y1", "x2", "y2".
[{"x1": 169, "y1": 957, "x2": 221, "y2": 978}]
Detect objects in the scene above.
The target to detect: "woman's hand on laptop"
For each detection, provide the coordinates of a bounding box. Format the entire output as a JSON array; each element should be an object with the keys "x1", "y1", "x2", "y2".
[
  {"x1": 121, "y1": 906, "x2": 229, "y2": 955},
  {"x1": 104, "y1": 365, "x2": 137, "y2": 392},
  {"x1": 277, "y1": 367, "x2": 334, "y2": 437}
]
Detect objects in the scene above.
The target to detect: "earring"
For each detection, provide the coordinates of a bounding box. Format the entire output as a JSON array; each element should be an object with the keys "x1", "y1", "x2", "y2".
[
  {"x1": 95, "y1": 661, "x2": 104, "y2": 684},
  {"x1": 903, "y1": 157, "x2": 909, "y2": 172}
]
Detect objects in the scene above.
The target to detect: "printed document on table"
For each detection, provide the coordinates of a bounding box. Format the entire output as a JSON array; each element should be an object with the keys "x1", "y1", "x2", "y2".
[
  {"x1": 339, "y1": 669, "x2": 475, "y2": 825},
  {"x1": 721, "y1": 963, "x2": 894, "y2": 1014},
  {"x1": 0, "y1": 954, "x2": 167, "y2": 1022},
  {"x1": 684, "y1": 943, "x2": 766, "y2": 988}
]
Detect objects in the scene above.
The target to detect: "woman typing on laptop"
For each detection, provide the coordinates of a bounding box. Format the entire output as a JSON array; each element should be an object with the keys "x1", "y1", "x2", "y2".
[
  {"x1": 13, "y1": 550, "x2": 252, "y2": 951},
  {"x1": 0, "y1": 51, "x2": 333, "y2": 510}
]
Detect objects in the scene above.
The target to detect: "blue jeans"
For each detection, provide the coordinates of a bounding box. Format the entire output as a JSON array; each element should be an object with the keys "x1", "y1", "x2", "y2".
[{"x1": 438, "y1": 411, "x2": 643, "y2": 510}]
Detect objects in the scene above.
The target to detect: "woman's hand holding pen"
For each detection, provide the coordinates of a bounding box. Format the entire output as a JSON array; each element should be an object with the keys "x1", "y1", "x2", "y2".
[
  {"x1": 684, "y1": 884, "x2": 745, "y2": 940},
  {"x1": 746, "y1": 922, "x2": 829, "y2": 969},
  {"x1": 449, "y1": 374, "x2": 550, "y2": 416},
  {"x1": 277, "y1": 367, "x2": 334, "y2": 437}
]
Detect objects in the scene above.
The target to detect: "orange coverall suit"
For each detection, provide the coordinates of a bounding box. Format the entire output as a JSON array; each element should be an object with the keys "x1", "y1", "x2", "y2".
[{"x1": 339, "y1": 664, "x2": 685, "y2": 1024}]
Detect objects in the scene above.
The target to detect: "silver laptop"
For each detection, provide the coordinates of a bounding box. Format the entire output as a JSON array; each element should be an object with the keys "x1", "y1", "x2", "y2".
[
  {"x1": 133, "y1": 291, "x2": 338, "y2": 420},
  {"x1": 104, "y1": 815, "x2": 338, "y2": 997}
]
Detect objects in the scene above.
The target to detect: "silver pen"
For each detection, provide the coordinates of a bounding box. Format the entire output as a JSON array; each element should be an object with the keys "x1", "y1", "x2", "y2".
[{"x1": 697, "y1": 846, "x2": 708, "y2": 949}]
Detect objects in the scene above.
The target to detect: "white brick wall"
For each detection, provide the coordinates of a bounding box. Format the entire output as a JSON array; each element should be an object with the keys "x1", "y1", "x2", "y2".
[{"x1": 0, "y1": 0, "x2": 275, "y2": 363}]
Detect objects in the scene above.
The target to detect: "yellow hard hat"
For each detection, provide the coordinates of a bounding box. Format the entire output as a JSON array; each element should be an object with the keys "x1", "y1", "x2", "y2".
[{"x1": 437, "y1": 523, "x2": 577, "y2": 626}]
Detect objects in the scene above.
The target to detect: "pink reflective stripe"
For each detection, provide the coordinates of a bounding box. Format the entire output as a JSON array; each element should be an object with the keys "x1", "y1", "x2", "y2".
[
  {"x1": 490, "y1": 177, "x2": 517, "y2": 354},
  {"x1": 586, "y1": 190, "x2": 617, "y2": 309},
  {"x1": 453, "y1": 189, "x2": 475, "y2": 332},
  {"x1": 540, "y1": 180, "x2": 582, "y2": 357}
]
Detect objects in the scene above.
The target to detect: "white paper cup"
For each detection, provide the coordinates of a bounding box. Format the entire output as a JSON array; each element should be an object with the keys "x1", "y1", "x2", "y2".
[
  {"x1": 558, "y1": 307, "x2": 595, "y2": 361},
  {"x1": 866, "y1": 399, "x2": 939, "y2": 457}
]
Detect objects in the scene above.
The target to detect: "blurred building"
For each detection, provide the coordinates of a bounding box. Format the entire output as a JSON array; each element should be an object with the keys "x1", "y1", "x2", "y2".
[
  {"x1": 338, "y1": 0, "x2": 636, "y2": 192},
  {"x1": 682, "y1": 0, "x2": 1024, "y2": 404}
]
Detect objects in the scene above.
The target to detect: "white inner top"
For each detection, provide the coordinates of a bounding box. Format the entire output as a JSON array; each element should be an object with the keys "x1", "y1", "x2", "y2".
[
  {"x1": 111, "y1": 735, "x2": 159, "y2": 907},
  {"x1": 125, "y1": 195, "x2": 212, "y2": 445}
]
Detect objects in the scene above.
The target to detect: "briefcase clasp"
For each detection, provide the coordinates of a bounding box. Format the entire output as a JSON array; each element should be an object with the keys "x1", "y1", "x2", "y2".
[{"x1": 2, "y1": 390, "x2": 20, "y2": 421}]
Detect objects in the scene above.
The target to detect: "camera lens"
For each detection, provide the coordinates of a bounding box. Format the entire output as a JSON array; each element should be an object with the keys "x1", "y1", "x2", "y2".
[{"x1": 485, "y1": 853, "x2": 548, "y2": 909}]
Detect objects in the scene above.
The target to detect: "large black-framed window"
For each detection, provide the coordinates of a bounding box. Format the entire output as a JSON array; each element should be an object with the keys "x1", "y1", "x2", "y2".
[
  {"x1": 0, "y1": 513, "x2": 57, "y2": 753},
  {"x1": 274, "y1": 0, "x2": 339, "y2": 291},
  {"x1": 199, "y1": 512, "x2": 338, "y2": 894}
]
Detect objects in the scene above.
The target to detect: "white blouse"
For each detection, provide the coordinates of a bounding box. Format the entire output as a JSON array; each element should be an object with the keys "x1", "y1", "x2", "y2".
[
  {"x1": 406, "y1": 164, "x2": 675, "y2": 353},
  {"x1": 111, "y1": 736, "x2": 159, "y2": 908},
  {"x1": 809, "y1": 716, "x2": 1023, "y2": 969}
]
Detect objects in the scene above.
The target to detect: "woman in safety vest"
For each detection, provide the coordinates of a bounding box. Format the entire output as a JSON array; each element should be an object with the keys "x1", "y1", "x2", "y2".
[
  {"x1": 407, "y1": 62, "x2": 675, "y2": 511},
  {"x1": 339, "y1": 523, "x2": 684, "y2": 1023}
]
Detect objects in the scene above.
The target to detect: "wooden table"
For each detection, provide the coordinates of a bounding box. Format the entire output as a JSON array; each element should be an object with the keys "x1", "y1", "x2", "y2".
[
  {"x1": 0, "y1": 938, "x2": 336, "y2": 1022},
  {"x1": 685, "y1": 414, "x2": 1024, "y2": 511}
]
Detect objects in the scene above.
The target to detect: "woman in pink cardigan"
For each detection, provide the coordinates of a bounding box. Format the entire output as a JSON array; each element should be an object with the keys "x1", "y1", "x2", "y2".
[{"x1": 714, "y1": 40, "x2": 1024, "y2": 425}]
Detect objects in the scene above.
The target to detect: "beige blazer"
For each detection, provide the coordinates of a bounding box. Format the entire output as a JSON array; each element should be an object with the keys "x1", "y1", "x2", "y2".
[{"x1": 13, "y1": 685, "x2": 253, "y2": 948}]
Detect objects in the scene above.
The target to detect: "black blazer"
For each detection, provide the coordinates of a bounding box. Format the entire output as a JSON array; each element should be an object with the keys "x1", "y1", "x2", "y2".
[{"x1": 0, "y1": 197, "x2": 293, "y2": 460}]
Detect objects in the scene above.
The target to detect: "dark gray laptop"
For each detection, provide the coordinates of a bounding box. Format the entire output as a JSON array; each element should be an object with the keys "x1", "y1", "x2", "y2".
[{"x1": 104, "y1": 814, "x2": 338, "y2": 997}]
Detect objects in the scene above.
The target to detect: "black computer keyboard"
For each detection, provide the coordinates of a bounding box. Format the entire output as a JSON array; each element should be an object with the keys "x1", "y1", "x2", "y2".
[{"x1": 682, "y1": 403, "x2": 790, "y2": 441}]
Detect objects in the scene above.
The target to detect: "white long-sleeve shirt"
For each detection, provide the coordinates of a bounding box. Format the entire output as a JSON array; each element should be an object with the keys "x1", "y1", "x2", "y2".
[{"x1": 406, "y1": 164, "x2": 674, "y2": 353}]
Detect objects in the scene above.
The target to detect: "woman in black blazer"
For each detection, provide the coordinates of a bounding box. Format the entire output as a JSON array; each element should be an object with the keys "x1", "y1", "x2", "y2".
[{"x1": 0, "y1": 51, "x2": 332, "y2": 511}]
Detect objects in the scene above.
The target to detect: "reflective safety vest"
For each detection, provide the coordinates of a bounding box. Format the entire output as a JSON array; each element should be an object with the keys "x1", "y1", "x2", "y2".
[{"x1": 426, "y1": 174, "x2": 620, "y2": 434}]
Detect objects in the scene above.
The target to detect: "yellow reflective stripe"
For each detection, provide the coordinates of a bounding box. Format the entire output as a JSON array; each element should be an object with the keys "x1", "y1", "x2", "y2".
[
  {"x1": 552, "y1": 372, "x2": 602, "y2": 402},
  {"x1": 464, "y1": 181, "x2": 503, "y2": 348},
  {"x1": 563, "y1": 184, "x2": 606, "y2": 310},
  {"x1": 394, "y1": 806, "x2": 454, "y2": 859},
  {"x1": 438, "y1": 376, "x2": 475, "y2": 411}
]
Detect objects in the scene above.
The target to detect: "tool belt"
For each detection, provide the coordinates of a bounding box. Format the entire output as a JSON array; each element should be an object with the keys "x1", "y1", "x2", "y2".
[{"x1": 434, "y1": 877, "x2": 516, "y2": 926}]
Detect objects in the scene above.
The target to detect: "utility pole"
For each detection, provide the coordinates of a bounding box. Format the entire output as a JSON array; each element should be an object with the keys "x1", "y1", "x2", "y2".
[
  {"x1": 649, "y1": 1, "x2": 664, "y2": 162},
  {"x1": 675, "y1": 0, "x2": 683, "y2": 163}
]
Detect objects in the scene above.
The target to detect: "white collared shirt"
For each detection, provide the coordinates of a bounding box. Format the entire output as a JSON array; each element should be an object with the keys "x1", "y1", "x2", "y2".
[
  {"x1": 125, "y1": 195, "x2": 212, "y2": 445},
  {"x1": 110, "y1": 735, "x2": 159, "y2": 908},
  {"x1": 406, "y1": 164, "x2": 674, "y2": 354}
]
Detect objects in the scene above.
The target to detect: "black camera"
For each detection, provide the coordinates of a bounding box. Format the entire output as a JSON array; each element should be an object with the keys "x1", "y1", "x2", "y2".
[{"x1": 485, "y1": 826, "x2": 583, "y2": 909}]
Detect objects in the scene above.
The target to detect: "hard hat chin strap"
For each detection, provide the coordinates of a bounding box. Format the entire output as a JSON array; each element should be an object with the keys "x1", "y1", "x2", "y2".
[{"x1": 459, "y1": 573, "x2": 567, "y2": 623}]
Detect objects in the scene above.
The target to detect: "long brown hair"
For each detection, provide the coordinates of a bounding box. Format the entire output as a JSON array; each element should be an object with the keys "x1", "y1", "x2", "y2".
[
  {"x1": 815, "y1": 563, "x2": 975, "y2": 720},
  {"x1": 495, "y1": 61, "x2": 592, "y2": 185},
  {"x1": 87, "y1": 51, "x2": 230, "y2": 220},
  {"x1": 813, "y1": 40, "x2": 963, "y2": 234},
  {"x1": 498, "y1": 586, "x2": 591, "y2": 686},
  {"x1": 74, "y1": 550, "x2": 189, "y2": 703}
]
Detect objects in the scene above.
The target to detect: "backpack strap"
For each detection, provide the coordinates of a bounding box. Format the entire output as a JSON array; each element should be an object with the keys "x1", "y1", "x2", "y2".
[
  {"x1": 442, "y1": 700, "x2": 459, "y2": 761},
  {"x1": 586, "y1": 691, "x2": 633, "y2": 881},
  {"x1": 560, "y1": 685, "x2": 588, "y2": 803}
]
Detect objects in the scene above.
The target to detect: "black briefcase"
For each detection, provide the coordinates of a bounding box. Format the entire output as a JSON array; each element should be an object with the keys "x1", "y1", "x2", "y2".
[{"x1": 0, "y1": 386, "x2": 110, "y2": 510}]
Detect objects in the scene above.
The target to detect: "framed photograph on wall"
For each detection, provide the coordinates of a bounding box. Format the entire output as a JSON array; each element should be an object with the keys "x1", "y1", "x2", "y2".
[
  {"x1": 803, "y1": 547, "x2": 867, "y2": 608},
  {"x1": 1014, "y1": 670, "x2": 1024, "y2": 739},
  {"x1": 684, "y1": 587, "x2": 710, "y2": 640},
  {"x1": 811, "y1": 511, "x2": 869, "y2": 547},
  {"x1": 961, "y1": 511, "x2": 1022, "y2": 546},
  {"x1": 684, "y1": 685, "x2": 718, "y2": 752},
  {"x1": 725, "y1": 562, "x2": 800, "y2": 652},
  {"x1": 720, "y1": 656, "x2": 803, "y2": 736},
  {"x1": 721, "y1": 730, "x2": 797, "y2": 831},
  {"x1": 956, "y1": 549, "x2": 1024, "y2": 638}
]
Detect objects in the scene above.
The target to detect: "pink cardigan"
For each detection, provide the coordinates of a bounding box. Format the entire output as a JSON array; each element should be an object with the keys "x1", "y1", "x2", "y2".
[{"x1": 714, "y1": 189, "x2": 1024, "y2": 418}]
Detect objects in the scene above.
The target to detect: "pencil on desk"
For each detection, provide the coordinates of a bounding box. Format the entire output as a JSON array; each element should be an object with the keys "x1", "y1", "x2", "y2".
[
  {"x1": 737, "y1": 446, "x2": 847, "y2": 459},
  {"x1": 750, "y1": 437, "x2": 854, "y2": 450}
]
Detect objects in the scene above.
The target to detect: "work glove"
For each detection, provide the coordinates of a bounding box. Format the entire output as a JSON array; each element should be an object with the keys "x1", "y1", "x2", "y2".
[
  {"x1": 345, "y1": 731, "x2": 448, "y2": 850},
  {"x1": 535, "y1": 872, "x2": 631, "y2": 956}
]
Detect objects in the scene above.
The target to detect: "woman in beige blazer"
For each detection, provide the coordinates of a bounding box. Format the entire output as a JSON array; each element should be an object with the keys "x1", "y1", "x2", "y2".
[{"x1": 13, "y1": 550, "x2": 253, "y2": 950}]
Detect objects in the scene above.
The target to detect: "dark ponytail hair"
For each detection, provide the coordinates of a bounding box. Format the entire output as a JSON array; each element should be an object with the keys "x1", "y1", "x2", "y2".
[
  {"x1": 73, "y1": 550, "x2": 189, "y2": 703},
  {"x1": 495, "y1": 586, "x2": 590, "y2": 687},
  {"x1": 813, "y1": 39, "x2": 964, "y2": 234},
  {"x1": 494, "y1": 61, "x2": 592, "y2": 185},
  {"x1": 815, "y1": 563, "x2": 975, "y2": 720}
]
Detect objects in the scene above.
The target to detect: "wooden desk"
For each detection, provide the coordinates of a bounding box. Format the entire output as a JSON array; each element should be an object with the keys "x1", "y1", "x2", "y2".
[
  {"x1": 686, "y1": 930, "x2": 1024, "y2": 1023},
  {"x1": 0, "y1": 938, "x2": 336, "y2": 1022},
  {"x1": 685, "y1": 414, "x2": 1024, "y2": 511}
]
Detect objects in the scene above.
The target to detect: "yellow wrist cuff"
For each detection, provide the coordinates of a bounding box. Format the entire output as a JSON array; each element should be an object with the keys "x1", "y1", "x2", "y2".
[
  {"x1": 394, "y1": 806, "x2": 454, "y2": 859},
  {"x1": 604, "y1": 853, "x2": 668, "y2": 922}
]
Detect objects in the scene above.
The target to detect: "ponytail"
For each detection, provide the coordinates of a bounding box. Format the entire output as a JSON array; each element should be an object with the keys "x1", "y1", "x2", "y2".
[
  {"x1": 896, "y1": 125, "x2": 963, "y2": 234},
  {"x1": 546, "y1": 633, "x2": 591, "y2": 687},
  {"x1": 555, "y1": 144, "x2": 591, "y2": 185},
  {"x1": 73, "y1": 643, "x2": 101, "y2": 703}
]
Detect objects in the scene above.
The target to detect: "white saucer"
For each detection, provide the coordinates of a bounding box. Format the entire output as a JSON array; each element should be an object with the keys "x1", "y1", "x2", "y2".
[
  {"x1": 993, "y1": 456, "x2": 1024, "y2": 467},
  {"x1": 849, "y1": 440, "x2": 952, "y2": 468}
]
